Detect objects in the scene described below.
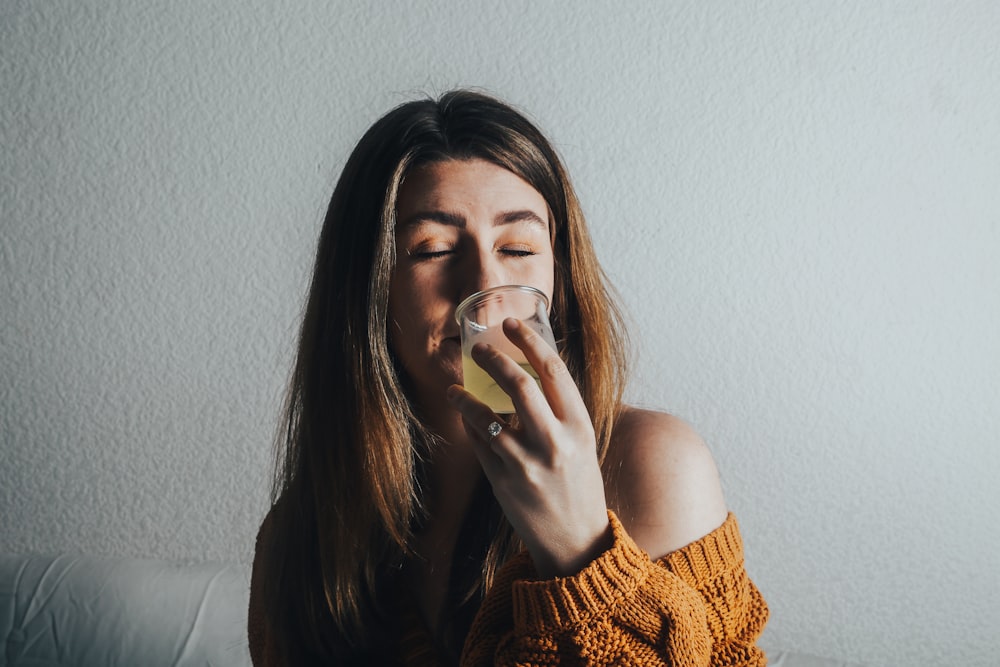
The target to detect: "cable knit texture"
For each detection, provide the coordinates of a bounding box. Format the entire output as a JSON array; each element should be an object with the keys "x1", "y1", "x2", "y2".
[
  {"x1": 459, "y1": 511, "x2": 766, "y2": 666},
  {"x1": 248, "y1": 511, "x2": 768, "y2": 666}
]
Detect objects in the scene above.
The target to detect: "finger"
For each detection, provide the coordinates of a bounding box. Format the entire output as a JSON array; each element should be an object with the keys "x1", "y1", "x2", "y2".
[
  {"x1": 468, "y1": 340, "x2": 551, "y2": 424},
  {"x1": 445, "y1": 385, "x2": 509, "y2": 473},
  {"x1": 500, "y1": 318, "x2": 587, "y2": 422}
]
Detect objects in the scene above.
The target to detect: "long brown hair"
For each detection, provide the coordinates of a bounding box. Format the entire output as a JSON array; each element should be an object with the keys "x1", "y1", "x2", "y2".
[{"x1": 261, "y1": 89, "x2": 629, "y2": 661}]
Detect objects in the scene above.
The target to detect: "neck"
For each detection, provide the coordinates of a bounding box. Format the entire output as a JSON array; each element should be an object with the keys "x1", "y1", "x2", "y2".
[
  {"x1": 405, "y1": 386, "x2": 484, "y2": 535},
  {"x1": 405, "y1": 427, "x2": 484, "y2": 637},
  {"x1": 423, "y1": 437, "x2": 482, "y2": 524}
]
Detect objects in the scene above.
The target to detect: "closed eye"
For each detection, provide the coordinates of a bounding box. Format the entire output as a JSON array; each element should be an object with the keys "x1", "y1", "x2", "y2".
[
  {"x1": 410, "y1": 248, "x2": 454, "y2": 259},
  {"x1": 501, "y1": 248, "x2": 536, "y2": 257}
]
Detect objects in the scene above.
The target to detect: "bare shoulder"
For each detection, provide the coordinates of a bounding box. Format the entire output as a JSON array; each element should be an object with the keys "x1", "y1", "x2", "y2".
[{"x1": 603, "y1": 407, "x2": 729, "y2": 559}]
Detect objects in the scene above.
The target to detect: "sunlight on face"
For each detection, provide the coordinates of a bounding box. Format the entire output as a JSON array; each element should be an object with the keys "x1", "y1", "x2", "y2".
[{"x1": 388, "y1": 159, "x2": 555, "y2": 413}]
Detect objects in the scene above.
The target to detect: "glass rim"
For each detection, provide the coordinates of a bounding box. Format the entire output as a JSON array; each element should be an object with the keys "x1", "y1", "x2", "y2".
[{"x1": 454, "y1": 284, "x2": 550, "y2": 324}]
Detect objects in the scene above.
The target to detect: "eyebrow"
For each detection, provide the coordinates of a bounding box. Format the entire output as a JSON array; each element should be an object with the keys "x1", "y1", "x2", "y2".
[{"x1": 398, "y1": 209, "x2": 547, "y2": 230}]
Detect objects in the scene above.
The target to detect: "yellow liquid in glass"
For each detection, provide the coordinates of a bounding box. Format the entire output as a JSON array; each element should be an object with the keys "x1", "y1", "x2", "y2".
[{"x1": 461, "y1": 354, "x2": 540, "y2": 414}]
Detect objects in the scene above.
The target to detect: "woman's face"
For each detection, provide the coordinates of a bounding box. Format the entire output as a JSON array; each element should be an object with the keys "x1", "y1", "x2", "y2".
[{"x1": 388, "y1": 158, "x2": 555, "y2": 411}]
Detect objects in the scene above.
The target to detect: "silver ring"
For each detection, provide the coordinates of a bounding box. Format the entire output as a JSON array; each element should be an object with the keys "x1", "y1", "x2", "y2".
[{"x1": 486, "y1": 421, "x2": 503, "y2": 440}]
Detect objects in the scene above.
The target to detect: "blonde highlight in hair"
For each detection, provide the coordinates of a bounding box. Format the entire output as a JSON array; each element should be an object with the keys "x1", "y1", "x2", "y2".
[{"x1": 258, "y1": 89, "x2": 628, "y2": 662}]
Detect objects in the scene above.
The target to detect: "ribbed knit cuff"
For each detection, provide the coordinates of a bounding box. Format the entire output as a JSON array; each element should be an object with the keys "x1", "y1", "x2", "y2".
[
  {"x1": 509, "y1": 510, "x2": 652, "y2": 633},
  {"x1": 660, "y1": 513, "x2": 743, "y2": 589},
  {"x1": 508, "y1": 511, "x2": 741, "y2": 635}
]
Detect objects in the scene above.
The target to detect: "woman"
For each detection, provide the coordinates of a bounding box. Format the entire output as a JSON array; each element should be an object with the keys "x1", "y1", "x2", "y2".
[{"x1": 248, "y1": 89, "x2": 768, "y2": 665}]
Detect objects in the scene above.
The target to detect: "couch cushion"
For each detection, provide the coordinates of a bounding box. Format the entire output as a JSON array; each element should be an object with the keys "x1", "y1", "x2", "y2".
[{"x1": 0, "y1": 553, "x2": 251, "y2": 666}]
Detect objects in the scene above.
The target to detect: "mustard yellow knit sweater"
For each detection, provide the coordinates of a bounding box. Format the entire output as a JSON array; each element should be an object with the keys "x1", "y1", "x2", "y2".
[{"x1": 249, "y1": 511, "x2": 768, "y2": 666}]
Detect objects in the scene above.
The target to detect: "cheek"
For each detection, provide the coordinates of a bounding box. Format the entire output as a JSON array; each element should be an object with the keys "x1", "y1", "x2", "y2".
[
  {"x1": 534, "y1": 256, "x2": 556, "y2": 303},
  {"x1": 388, "y1": 271, "x2": 444, "y2": 335},
  {"x1": 386, "y1": 271, "x2": 417, "y2": 353}
]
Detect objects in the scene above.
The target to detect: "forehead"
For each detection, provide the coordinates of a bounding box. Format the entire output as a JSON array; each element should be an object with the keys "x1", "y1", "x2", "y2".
[{"x1": 395, "y1": 159, "x2": 549, "y2": 224}]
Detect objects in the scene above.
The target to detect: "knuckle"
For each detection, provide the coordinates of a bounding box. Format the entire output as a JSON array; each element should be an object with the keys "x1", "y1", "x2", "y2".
[
  {"x1": 540, "y1": 354, "x2": 568, "y2": 381},
  {"x1": 512, "y1": 373, "x2": 539, "y2": 395},
  {"x1": 519, "y1": 457, "x2": 546, "y2": 486},
  {"x1": 529, "y1": 430, "x2": 566, "y2": 469}
]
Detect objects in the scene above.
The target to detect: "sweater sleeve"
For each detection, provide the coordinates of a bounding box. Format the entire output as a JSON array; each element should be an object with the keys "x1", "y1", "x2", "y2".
[{"x1": 460, "y1": 511, "x2": 768, "y2": 667}]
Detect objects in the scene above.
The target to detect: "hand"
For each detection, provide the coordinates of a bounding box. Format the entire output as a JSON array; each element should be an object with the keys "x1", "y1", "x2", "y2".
[{"x1": 446, "y1": 318, "x2": 612, "y2": 578}]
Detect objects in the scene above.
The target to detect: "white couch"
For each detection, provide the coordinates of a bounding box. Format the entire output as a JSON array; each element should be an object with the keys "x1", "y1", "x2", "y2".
[
  {"x1": 1, "y1": 554, "x2": 251, "y2": 666},
  {"x1": 0, "y1": 553, "x2": 861, "y2": 666}
]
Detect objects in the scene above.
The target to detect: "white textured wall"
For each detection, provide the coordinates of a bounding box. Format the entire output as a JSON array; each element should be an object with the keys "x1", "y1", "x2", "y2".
[{"x1": 2, "y1": 2, "x2": 997, "y2": 665}]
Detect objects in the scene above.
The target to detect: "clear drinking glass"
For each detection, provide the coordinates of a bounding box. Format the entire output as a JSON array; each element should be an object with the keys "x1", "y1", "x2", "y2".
[{"x1": 455, "y1": 285, "x2": 558, "y2": 414}]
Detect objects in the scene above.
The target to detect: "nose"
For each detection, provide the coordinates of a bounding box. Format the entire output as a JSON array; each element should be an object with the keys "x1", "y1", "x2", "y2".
[{"x1": 458, "y1": 245, "x2": 506, "y2": 301}]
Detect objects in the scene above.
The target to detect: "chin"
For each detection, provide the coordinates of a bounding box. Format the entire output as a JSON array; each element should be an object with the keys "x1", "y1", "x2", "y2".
[{"x1": 440, "y1": 361, "x2": 463, "y2": 388}]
